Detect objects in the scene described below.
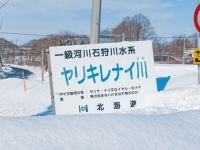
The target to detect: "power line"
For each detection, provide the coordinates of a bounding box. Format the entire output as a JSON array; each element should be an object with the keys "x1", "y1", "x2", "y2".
[
  {"x1": 156, "y1": 35, "x2": 197, "y2": 39},
  {"x1": 0, "y1": 31, "x2": 90, "y2": 40},
  {"x1": 157, "y1": 36, "x2": 182, "y2": 39},
  {"x1": 0, "y1": 0, "x2": 10, "y2": 10},
  {"x1": 0, "y1": 31, "x2": 48, "y2": 36},
  {"x1": 0, "y1": 31, "x2": 196, "y2": 40}
]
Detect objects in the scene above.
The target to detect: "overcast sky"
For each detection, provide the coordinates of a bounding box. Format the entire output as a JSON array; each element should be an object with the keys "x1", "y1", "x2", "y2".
[{"x1": 0, "y1": 0, "x2": 197, "y2": 45}]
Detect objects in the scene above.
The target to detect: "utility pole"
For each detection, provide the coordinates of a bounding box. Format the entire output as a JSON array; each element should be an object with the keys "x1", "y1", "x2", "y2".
[
  {"x1": 0, "y1": 18, "x2": 3, "y2": 30},
  {"x1": 122, "y1": 33, "x2": 126, "y2": 41},
  {"x1": 0, "y1": 53, "x2": 2, "y2": 68},
  {"x1": 0, "y1": 0, "x2": 9, "y2": 68},
  {"x1": 198, "y1": 0, "x2": 200, "y2": 84},
  {"x1": 183, "y1": 34, "x2": 185, "y2": 64},
  {"x1": 90, "y1": 0, "x2": 102, "y2": 44}
]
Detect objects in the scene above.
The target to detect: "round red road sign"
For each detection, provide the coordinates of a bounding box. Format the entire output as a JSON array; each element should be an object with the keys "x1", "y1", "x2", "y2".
[{"x1": 194, "y1": 4, "x2": 200, "y2": 32}]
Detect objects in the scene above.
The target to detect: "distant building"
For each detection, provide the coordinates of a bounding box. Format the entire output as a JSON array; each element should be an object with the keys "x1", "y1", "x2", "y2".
[
  {"x1": 154, "y1": 55, "x2": 182, "y2": 64},
  {"x1": 99, "y1": 34, "x2": 114, "y2": 43},
  {"x1": 185, "y1": 48, "x2": 194, "y2": 58},
  {"x1": 185, "y1": 48, "x2": 194, "y2": 64}
]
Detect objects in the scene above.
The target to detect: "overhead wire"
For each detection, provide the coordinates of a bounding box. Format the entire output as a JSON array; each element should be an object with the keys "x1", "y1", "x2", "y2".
[
  {"x1": 0, "y1": 0, "x2": 10, "y2": 10},
  {"x1": 0, "y1": 31, "x2": 48, "y2": 37},
  {"x1": 0, "y1": 31, "x2": 197, "y2": 39}
]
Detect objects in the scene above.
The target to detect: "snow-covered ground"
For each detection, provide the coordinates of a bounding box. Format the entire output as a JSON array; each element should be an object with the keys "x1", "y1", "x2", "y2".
[{"x1": 0, "y1": 64, "x2": 200, "y2": 149}]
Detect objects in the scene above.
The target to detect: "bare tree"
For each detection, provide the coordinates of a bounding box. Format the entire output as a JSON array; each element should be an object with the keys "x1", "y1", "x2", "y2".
[
  {"x1": 113, "y1": 17, "x2": 132, "y2": 41},
  {"x1": 187, "y1": 33, "x2": 197, "y2": 48},
  {"x1": 113, "y1": 13, "x2": 156, "y2": 42},
  {"x1": 100, "y1": 28, "x2": 113, "y2": 34},
  {"x1": 153, "y1": 38, "x2": 168, "y2": 56},
  {"x1": 132, "y1": 13, "x2": 156, "y2": 40}
]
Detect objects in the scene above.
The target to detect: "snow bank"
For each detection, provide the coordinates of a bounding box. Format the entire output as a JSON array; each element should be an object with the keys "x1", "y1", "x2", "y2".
[
  {"x1": 0, "y1": 64, "x2": 200, "y2": 149},
  {"x1": 1, "y1": 111, "x2": 200, "y2": 150}
]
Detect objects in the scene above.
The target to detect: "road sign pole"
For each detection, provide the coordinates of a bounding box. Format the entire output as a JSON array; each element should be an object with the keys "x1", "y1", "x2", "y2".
[
  {"x1": 198, "y1": 1, "x2": 200, "y2": 84},
  {"x1": 198, "y1": 34, "x2": 200, "y2": 85},
  {"x1": 195, "y1": 1, "x2": 200, "y2": 84},
  {"x1": 198, "y1": 64, "x2": 200, "y2": 84},
  {"x1": 46, "y1": 49, "x2": 56, "y2": 115}
]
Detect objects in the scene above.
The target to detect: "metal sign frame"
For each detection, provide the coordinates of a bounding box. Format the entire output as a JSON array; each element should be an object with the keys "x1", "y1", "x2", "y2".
[{"x1": 47, "y1": 49, "x2": 56, "y2": 115}]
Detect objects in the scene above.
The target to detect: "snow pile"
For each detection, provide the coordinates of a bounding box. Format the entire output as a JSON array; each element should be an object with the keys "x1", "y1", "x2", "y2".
[
  {"x1": 133, "y1": 64, "x2": 200, "y2": 114},
  {"x1": 0, "y1": 78, "x2": 51, "y2": 116},
  {"x1": 1, "y1": 111, "x2": 200, "y2": 150},
  {"x1": 0, "y1": 64, "x2": 200, "y2": 149}
]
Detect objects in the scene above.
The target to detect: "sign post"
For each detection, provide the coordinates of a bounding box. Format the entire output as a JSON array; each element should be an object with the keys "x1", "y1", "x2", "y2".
[
  {"x1": 47, "y1": 49, "x2": 56, "y2": 115},
  {"x1": 194, "y1": 2, "x2": 200, "y2": 84}
]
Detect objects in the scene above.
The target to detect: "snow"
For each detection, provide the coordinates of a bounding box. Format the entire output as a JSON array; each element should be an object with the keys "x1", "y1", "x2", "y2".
[
  {"x1": 0, "y1": 65, "x2": 15, "y2": 78},
  {"x1": 0, "y1": 64, "x2": 200, "y2": 149}
]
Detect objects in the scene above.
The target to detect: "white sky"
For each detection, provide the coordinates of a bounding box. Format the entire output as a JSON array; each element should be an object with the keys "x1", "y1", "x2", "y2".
[{"x1": 0, "y1": 0, "x2": 197, "y2": 44}]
